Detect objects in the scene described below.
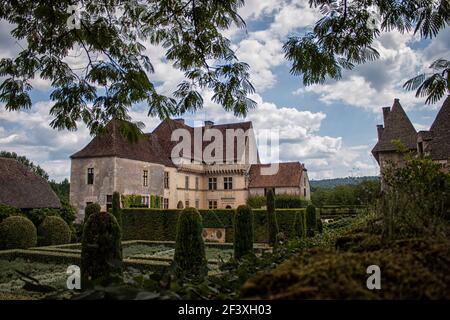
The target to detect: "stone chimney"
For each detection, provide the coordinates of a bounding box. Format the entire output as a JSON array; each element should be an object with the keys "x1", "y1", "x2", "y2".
[
  {"x1": 204, "y1": 120, "x2": 214, "y2": 127},
  {"x1": 382, "y1": 107, "x2": 390, "y2": 123},
  {"x1": 376, "y1": 125, "x2": 384, "y2": 140}
]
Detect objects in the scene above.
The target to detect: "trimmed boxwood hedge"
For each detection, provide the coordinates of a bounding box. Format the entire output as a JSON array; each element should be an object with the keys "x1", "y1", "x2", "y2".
[{"x1": 122, "y1": 208, "x2": 304, "y2": 243}]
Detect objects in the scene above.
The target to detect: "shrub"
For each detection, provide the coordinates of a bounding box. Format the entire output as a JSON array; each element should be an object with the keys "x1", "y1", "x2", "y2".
[
  {"x1": 247, "y1": 194, "x2": 306, "y2": 209},
  {"x1": 26, "y1": 208, "x2": 59, "y2": 226},
  {"x1": 58, "y1": 200, "x2": 76, "y2": 226},
  {"x1": 112, "y1": 192, "x2": 122, "y2": 228},
  {"x1": 317, "y1": 216, "x2": 323, "y2": 234},
  {"x1": 306, "y1": 204, "x2": 317, "y2": 237},
  {"x1": 173, "y1": 207, "x2": 207, "y2": 279},
  {"x1": 38, "y1": 216, "x2": 71, "y2": 246},
  {"x1": 84, "y1": 203, "x2": 101, "y2": 223},
  {"x1": 294, "y1": 210, "x2": 306, "y2": 238},
  {"x1": 266, "y1": 189, "x2": 279, "y2": 246},
  {"x1": 0, "y1": 216, "x2": 37, "y2": 249},
  {"x1": 81, "y1": 212, "x2": 122, "y2": 287},
  {"x1": 0, "y1": 204, "x2": 21, "y2": 222},
  {"x1": 233, "y1": 205, "x2": 254, "y2": 260}
]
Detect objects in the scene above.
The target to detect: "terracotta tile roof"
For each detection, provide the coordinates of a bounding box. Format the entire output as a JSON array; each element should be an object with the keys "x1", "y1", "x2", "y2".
[
  {"x1": 71, "y1": 119, "x2": 172, "y2": 166},
  {"x1": 71, "y1": 118, "x2": 255, "y2": 166},
  {"x1": 424, "y1": 96, "x2": 450, "y2": 160},
  {"x1": 248, "y1": 162, "x2": 304, "y2": 188},
  {"x1": 0, "y1": 158, "x2": 61, "y2": 209},
  {"x1": 372, "y1": 99, "x2": 417, "y2": 161}
]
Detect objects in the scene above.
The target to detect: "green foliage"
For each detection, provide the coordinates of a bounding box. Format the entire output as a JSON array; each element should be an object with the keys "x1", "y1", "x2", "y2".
[
  {"x1": 0, "y1": 151, "x2": 49, "y2": 180},
  {"x1": 293, "y1": 211, "x2": 306, "y2": 238},
  {"x1": 233, "y1": 205, "x2": 254, "y2": 260},
  {"x1": 26, "y1": 208, "x2": 59, "y2": 226},
  {"x1": 266, "y1": 189, "x2": 279, "y2": 246},
  {"x1": 311, "y1": 179, "x2": 380, "y2": 207},
  {"x1": 381, "y1": 156, "x2": 450, "y2": 240},
  {"x1": 310, "y1": 176, "x2": 379, "y2": 189},
  {"x1": 122, "y1": 208, "x2": 307, "y2": 243},
  {"x1": 0, "y1": 1, "x2": 255, "y2": 138},
  {"x1": 49, "y1": 178, "x2": 70, "y2": 202},
  {"x1": 317, "y1": 216, "x2": 323, "y2": 234},
  {"x1": 0, "y1": 204, "x2": 21, "y2": 222},
  {"x1": 404, "y1": 58, "x2": 449, "y2": 105},
  {"x1": 58, "y1": 200, "x2": 76, "y2": 226},
  {"x1": 112, "y1": 192, "x2": 122, "y2": 228},
  {"x1": 283, "y1": 1, "x2": 448, "y2": 89},
  {"x1": 81, "y1": 212, "x2": 123, "y2": 287},
  {"x1": 306, "y1": 205, "x2": 317, "y2": 237},
  {"x1": 173, "y1": 208, "x2": 207, "y2": 279},
  {"x1": 246, "y1": 194, "x2": 306, "y2": 209},
  {"x1": 37, "y1": 216, "x2": 71, "y2": 246},
  {"x1": 121, "y1": 194, "x2": 144, "y2": 208},
  {"x1": 84, "y1": 203, "x2": 100, "y2": 223},
  {"x1": 0, "y1": 216, "x2": 37, "y2": 249}
]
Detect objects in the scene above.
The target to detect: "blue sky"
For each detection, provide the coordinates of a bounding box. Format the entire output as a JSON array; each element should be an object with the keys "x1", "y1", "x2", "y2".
[{"x1": 0, "y1": 0, "x2": 449, "y2": 181}]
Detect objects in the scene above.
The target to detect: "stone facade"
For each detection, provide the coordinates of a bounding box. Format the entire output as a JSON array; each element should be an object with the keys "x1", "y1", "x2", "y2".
[
  {"x1": 70, "y1": 119, "x2": 311, "y2": 220},
  {"x1": 372, "y1": 96, "x2": 450, "y2": 182}
]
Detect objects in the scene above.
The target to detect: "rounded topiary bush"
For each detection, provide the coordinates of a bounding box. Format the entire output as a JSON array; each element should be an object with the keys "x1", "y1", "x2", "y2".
[
  {"x1": 81, "y1": 212, "x2": 122, "y2": 287},
  {"x1": 173, "y1": 207, "x2": 207, "y2": 279},
  {"x1": 38, "y1": 216, "x2": 71, "y2": 246},
  {"x1": 0, "y1": 216, "x2": 37, "y2": 249},
  {"x1": 84, "y1": 203, "x2": 100, "y2": 223},
  {"x1": 306, "y1": 204, "x2": 317, "y2": 237},
  {"x1": 234, "y1": 205, "x2": 254, "y2": 260}
]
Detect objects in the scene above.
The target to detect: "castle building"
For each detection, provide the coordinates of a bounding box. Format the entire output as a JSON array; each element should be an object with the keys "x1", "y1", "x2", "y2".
[
  {"x1": 70, "y1": 118, "x2": 310, "y2": 219},
  {"x1": 372, "y1": 96, "x2": 450, "y2": 180}
]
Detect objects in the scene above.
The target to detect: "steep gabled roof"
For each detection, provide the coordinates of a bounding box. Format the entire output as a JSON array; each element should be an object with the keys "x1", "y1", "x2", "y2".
[
  {"x1": 372, "y1": 99, "x2": 417, "y2": 160},
  {"x1": 248, "y1": 162, "x2": 304, "y2": 188},
  {"x1": 0, "y1": 158, "x2": 61, "y2": 209},
  {"x1": 424, "y1": 96, "x2": 450, "y2": 160},
  {"x1": 71, "y1": 119, "x2": 172, "y2": 166},
  {"x1": 71, "y1": 118, "x2": 256, "y2": 166}
]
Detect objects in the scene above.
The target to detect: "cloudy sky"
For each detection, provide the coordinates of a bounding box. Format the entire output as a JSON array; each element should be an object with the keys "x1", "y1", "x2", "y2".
[{"x1": 0, "y1": 0, "x2": 449, "y2": 181}]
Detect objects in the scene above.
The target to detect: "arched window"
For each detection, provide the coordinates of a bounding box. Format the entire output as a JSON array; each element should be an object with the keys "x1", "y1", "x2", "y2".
[{"x1": 177, "y1": 201, "x2": 184, "y2": 209}]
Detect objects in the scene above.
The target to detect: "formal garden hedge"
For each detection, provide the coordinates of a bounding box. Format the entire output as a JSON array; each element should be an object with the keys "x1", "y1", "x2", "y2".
[{"x1": 122, "y1": 208, "x2": 308, "y2": 243}]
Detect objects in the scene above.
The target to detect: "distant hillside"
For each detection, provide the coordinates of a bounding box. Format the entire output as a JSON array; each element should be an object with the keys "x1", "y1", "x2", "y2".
[{"x1": 310, "y1": 176, "x2": 379, "y2": 189}]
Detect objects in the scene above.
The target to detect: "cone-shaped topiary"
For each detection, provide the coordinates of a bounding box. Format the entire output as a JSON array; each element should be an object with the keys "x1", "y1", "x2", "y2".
[
  {"x1": 306, "y1": 204, "x2": 317, "y2": 237},
  {"x1": 112, "y1": 192, "x2": 122, "y2": 228},
  {"x1": 81, "y1": 212, "x2": 122, "y2": 287},
  {"x1": 266, "y1": 189, "x2": 279, "y2": 246},
  {"x1": 317, "y1": 213, "x2": 323, "y2": 234},
  {"x1": 294, "y1": 210, "x2": 306, "y2": 238},
  {"x1": 38, "y1": 216, "x2": 71, "y2": 246},
  {"x1": 173, "y1": 207, "x2": 207, "y2": 279},
  {"x1": 84, "y1": 203, "x2": 100, "y2": 223},
  {"x1": 233, "y1": 205, "x2": 254, "y2": 260},
  {"x1": 0, "y1": 216, "x2": 37, "y2": 249}
]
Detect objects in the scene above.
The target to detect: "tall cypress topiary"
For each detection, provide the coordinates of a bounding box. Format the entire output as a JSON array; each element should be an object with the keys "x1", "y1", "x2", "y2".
[
  {"x1": 173, "y1": 207, "x2": 207, "y2": 279},
  {"x1": 316, "y1": 211, "x2": 323, "y2": 234},
  {"x1": 81, "y1": 212, "x2": 122, "y2": 287},
  {"x1": 294, "y1": 210, "x2": 306, "y2": 238},
  {"x1": 306, "y1": 204, "x2": 317, "y2": 237},
  {"x1": 234, "y1": 205, "x2": 254, "y2": 260},
  {"x1": 112, "y1": 192, "x2": 122, "y2": 228},
  {"x1": 266, "y1": 189, "x2": 279, "y2": 246},
  {"x1": 84, "y1": 203, "x2": 100, "y2": 224}
]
